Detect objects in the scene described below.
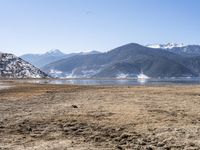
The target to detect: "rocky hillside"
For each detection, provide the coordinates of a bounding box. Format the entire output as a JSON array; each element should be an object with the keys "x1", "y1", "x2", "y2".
[{"x1": 0, "y1": 53, "x2": 49, "y2": 78}]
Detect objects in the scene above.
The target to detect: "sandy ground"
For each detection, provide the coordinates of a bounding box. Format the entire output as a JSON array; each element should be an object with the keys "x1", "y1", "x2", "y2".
[
  {"x1": 0, "y1": 81, "x2": 200, "y2": 150},
  {"x1": 0, "y1": 82, "x2": 11, "y2": 90}
]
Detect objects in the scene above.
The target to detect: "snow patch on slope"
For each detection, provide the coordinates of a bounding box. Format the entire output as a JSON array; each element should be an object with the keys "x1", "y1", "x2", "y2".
[
  {"x1": 137, "y1": 73, "x2": 150, "y2": 79},
  {"x1": 116, "y1": 73, "x2": 129, "y2": 79},
  {"x1": 49, "y1": 67, "x2": 101, "y2": 78}
]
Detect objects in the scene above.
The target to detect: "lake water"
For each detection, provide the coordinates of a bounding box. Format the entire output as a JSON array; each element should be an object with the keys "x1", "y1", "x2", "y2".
[{"x1": 22, "y1": 77, "x2": 200, "y2": 86}]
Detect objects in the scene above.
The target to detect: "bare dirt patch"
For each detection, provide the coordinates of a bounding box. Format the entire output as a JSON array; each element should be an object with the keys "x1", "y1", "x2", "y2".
[{"x1": 1, "y1": 82, "x2": 200, "y2": 149}]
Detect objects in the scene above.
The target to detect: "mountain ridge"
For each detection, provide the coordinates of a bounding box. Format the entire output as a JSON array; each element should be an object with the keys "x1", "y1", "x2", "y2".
[
  {"x1": 21, "y1": 49, "x2": 101, "y2": 68},
  {"x1": 42, "y1": 43, "x2": 198, "y2": 78}
]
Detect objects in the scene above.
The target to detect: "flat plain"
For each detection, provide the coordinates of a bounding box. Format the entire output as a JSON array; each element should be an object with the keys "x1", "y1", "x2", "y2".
[{"x1": 0, "y1": 81, "x2": 200, "y2": 150}]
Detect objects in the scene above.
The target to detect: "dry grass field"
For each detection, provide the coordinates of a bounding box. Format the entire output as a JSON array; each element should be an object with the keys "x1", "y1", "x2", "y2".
[{"x1": 1, "y1": 81, "x2": 200, "y2": 150}]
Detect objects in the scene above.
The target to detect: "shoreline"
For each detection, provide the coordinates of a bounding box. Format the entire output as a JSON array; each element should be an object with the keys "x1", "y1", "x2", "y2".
[{"x1": 1, "y1": 77, "x2": 200, "y2": 87}]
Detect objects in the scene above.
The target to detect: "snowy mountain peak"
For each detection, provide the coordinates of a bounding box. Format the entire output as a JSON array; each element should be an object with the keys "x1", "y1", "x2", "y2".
[
  {"x1": 147, "y1": 43, "x2": 185, "y2": 49},
  {"x1": 45, "y1": 49, "x2": 65, "y2": 56}
]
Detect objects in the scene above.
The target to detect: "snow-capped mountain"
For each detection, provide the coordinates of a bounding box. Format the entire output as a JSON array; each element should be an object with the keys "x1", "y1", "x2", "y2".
[
  {"x1": 21, "y1": 49, "x2": 67, "y2": 68},
  {"x1": 44, "y1": 49, "x2": 66, "y2": 56},
  {"x1": 0, "y1": 53, "x2": 49, "y2": 78},
  {"x1": 147, "y1": 43, "x2": 185, "y2": 49},
  {"x1": 21, "y1": 49, "x2": 101, "y2": 68}
]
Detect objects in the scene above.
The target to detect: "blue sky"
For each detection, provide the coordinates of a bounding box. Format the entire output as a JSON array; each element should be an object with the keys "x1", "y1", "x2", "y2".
[{"x1": 0, "y1": 0, "x2": 200, "y2": 55}]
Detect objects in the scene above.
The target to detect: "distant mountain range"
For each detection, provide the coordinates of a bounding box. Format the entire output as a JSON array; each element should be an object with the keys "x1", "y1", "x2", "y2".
[
  {"x1": 1, "y1": 43, "x2": 200, "y2": 79},
  {"x1": 0, "y1": 53, "x2": 48, "y2": 78},
  {"x1": 20, "y1": 50, "x2": 101, "y2": 68},
  {"x1": 42, "y1": 43, "x2": 200, "y2": 78}
]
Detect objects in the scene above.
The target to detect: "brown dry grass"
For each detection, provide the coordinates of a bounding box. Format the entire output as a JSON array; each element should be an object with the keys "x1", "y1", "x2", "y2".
[{"x1": 0, "y1": 82, "x2": 200, "y2": 149}]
